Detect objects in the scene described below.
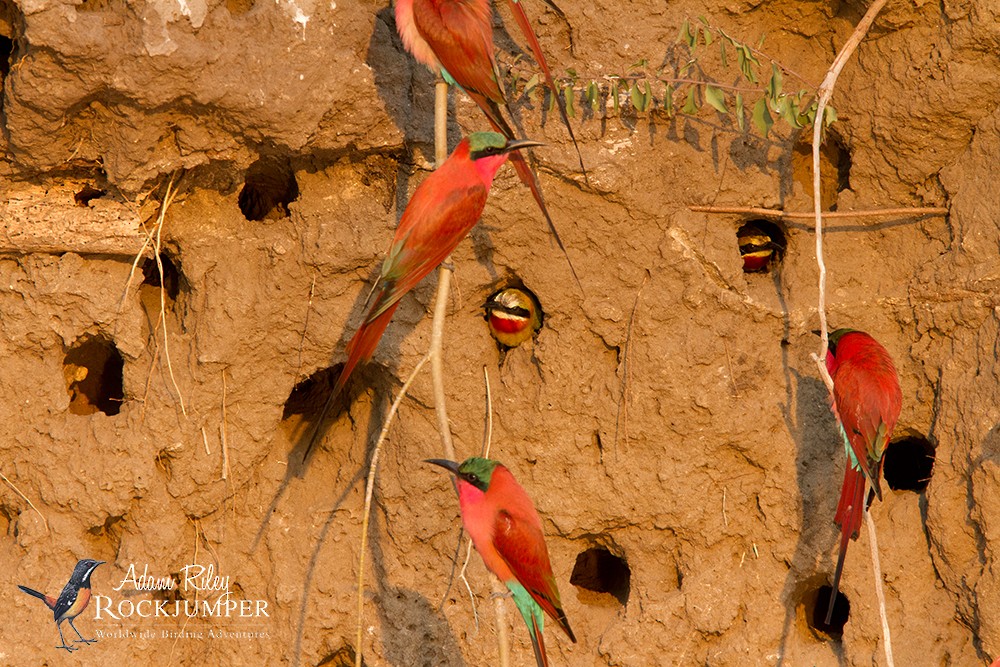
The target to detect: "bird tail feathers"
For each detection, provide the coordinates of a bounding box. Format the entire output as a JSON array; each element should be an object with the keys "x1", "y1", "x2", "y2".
[
  {"x1": 18, "y1": 585, "x2": 53, "y2": 608},
  {"x1": 302, "y1": 301, "x2": 400, "y2": 458},
  {"x1": 527, "y1": 612, "x2": 549, "y2": 667},
  {"x1": 826, "y1": 465, "x2": 867, "y2": 624}
]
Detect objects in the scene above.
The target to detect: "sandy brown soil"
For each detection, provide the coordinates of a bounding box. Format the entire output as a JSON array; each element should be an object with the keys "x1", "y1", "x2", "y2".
[{"x1": 1, "y1": 0, "x2": 998, "y2": 665}]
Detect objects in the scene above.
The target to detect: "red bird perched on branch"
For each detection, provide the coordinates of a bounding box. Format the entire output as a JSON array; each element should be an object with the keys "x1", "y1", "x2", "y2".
[
  {"x1": 394, "y1": 0, "x2": 585, "y2": 283},
  {"x1": 304, "y1": 132, "x2": 540, "y2": 455},
  {"x1": 427, "y1": 457, "x2": 576, "y2": 667},
  {"x1": 823, "y1": 328, "x2": 902, "y2": 624}
]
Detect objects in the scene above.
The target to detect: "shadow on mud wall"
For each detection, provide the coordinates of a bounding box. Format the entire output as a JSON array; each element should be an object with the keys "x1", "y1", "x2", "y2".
[
  {"x1": 367, "y1": 500, "x2": 467, "y2": 667},
  {"x1": 772, "y1": 264, "x2": 845, "y2": 665},
  {"x1": 777, "y1": 367, "x2": 846, "y2": 665}
]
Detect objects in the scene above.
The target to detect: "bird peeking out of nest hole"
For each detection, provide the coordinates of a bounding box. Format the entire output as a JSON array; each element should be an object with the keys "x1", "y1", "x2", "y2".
[
  {"x1": 484, "y1": 287, "x2": 543, "y2": 349},
  {"x1": 737, "y1": 222, "x2": 785, "y2": 273}
]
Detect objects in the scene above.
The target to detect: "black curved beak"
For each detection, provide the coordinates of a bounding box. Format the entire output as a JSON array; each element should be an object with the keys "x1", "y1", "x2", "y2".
[
  {"x1": 424, "y1": 459, "x2": 460, "y2": 475},
  {"x1": 504, "y1": 139, "x2": 545, "y2": 154}
]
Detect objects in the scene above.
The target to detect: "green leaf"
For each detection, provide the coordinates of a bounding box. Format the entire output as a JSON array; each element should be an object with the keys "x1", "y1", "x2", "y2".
[
  {"x1": 548, "y1": 88, "x2": 556, "y2": 112},
  {"x1": 704, "y1": 84, "x2": 727, "y2": 113},
  {"x1": 587, "y1": 82, "x2": 599, "y2": 111},
  {"x1": 682, "y1": 86, "x2": 699, "y2": 115},
  {"x1": 824, "y1": 104, "x2": 838, "y2": 127},
  {"x1": 737, "y1": 46, "x2": 759, "y2": 83},
  {"x1": 630, "y1": 82, "x2": 644, "y2": 111},
  {"x1": 680, "y1": 20, "x2": 695, "y2": 48},
  {"x1": 752, "y1": 98, "x2": 773, "y2": 137},
  {"x1": 565, "y1": 67, "x2": 578, "y2": 79},
  {"x1": 702, "y1": 27, "x2": 713, "y2": 45},
  {"x1": 524, "y1": 73, "x2": 540, "y2": 95},
  {"x1": 612, "y1": 79, "x2": 620, "y2": 113},
  {"x1": 780, "y1": 98, "x2": 802, "y2": 128},
  {"x1": 697, "y1": 15, "x2": 709, "y2": 25},
  {"x1": 735, "y1": 93, "x2": 745, "y2": 132},
  {"x1": 644, "y1": 81, "x2": 653, "y2": 111},
  {"x1": 564, "y1": 85, "x2": 575, "y2": 118},
  {"x1": 766, "y1": 64, "x2": 782, "y2": 103},
  {"x1": 629, "y1": 58, "x2": 648, "y2": 70},
  {"x1": 719, "y1": 40, "x2": 728, "y2": 68},
  {"x1": 664, "y1": 83, "x2": 675, "y2": 116}
]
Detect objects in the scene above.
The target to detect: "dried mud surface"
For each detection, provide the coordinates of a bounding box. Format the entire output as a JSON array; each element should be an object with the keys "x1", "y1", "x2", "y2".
[{"x1": 1, "y1": 0, "x2": 999, "y2": 665}]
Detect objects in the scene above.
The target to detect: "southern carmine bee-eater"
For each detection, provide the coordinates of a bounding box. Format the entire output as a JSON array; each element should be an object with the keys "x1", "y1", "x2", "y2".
[
  {"x1": 823, "y1": 328, "x2": 902, "y2": 624},
  {"x1": 484, "y1": 286, "x2": 542, "y2": 348},
  {"x1": 304, "y1": 132, "x2": 540, "y2": 455},
  {"x1": 394, "y1": 0, "x2": 585, "y2": 282},
  {"x1": 426, "y1": 457, "x2": 576, "y2": 667},
  {"x1": 737, "y1": 222, "x2": 783, "y2": 273}
]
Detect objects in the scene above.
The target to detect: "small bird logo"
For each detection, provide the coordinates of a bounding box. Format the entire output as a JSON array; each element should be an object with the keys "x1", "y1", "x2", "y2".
[
  {"x1": 737, "y1": 222, "x2": 784, "y2": 273},
  {"x1": 484, "y1": 287, "x2": 543, "y2": 349},
  {"x1": 19, "y1": 558, "x2": 104, "y2": 652}
]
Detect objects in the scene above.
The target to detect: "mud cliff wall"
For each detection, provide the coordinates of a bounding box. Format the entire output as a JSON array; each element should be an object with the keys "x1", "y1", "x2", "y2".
[{"x1": 1, "y1": 0, "x2": 999, "y2": 665}]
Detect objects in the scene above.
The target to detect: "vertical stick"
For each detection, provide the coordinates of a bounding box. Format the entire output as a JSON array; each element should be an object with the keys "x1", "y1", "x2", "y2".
[
  {"x1": 426, "y1": 82, "x2": 509, "y2": 667},
  {"x1": 430, "y1": 80, "x2": 457, "y2": 462},
  {"x1": 866, "y1": 510, "x2": 894, "y2": 667},
  {"x1": 809, "y1": 3, "x2": 893, "y2": 665}
]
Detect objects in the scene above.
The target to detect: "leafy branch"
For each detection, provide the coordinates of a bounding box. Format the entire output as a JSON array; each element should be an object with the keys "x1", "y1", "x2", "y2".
[{"x1": 500, "y1": 17, "x2": 837, "y2": 138}]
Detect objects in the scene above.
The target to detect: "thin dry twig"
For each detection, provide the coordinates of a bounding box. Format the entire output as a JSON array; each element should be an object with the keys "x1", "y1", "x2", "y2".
[
  {"x1": 688, "y1": 205, "x2": 948, "y2": 220},
  {"x1": 296, "y1": 274, "x2": 318, "y2": 381},
  {"x1": 0, "y1": 470, "x2": 49, "y2": 533},
  {"x1": 615, "y1": 271, "x2": 651, "y2": 452},
  {"x1": 155, "y1": 179, "x2": 187, "y2": 416},
  {"x1": 806, "y1": 2, "x2": 894, "y2": 665},
  {"x1": 221, "y1": 369, "x2": 231, "y2": 481},
  {"x1": 866, "y1": 509, "x2": 894, "y2": 667},
  {"x1": 126, "y1": 173, "x2": 186, "y2": 415},
  {"x1": 429, "y1": 81, "x2": 457, "y2": 464},
  {"x1": 354, "y1": 353, "x2": 431, "y2": 666},
  {"x1": 355, "y1": 79, "x2": 458, "y2": 667},
  {"x1": 480, "y1": 366, "x2": 510, "y2": 667}
]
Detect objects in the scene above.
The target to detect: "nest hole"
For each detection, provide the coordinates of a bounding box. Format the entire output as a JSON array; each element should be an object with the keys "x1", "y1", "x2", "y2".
[
  {"x1": 225, "y1": 0, "x2": 255, "y2": 15},
  {"x1": 484, "y1": 284, "x2": 544, "y2": 350},
  {"x1": 317, "y1": 644, "x2": 367, "y2": 667},
  {"x1": 0, "y1": 35, "x2": 12, "y2": 79},
  {"x1": 238, "y1": 156, "x2": 299, "y2": 221},
  {"x1": 140, "y1": 252, "x2": 182, "y2": 302},
  {"x1": 570, "y1": 547, "x2": 630, "y2": 607},
  {"x1": 64, "y1": 336, "x2": 125, "y2": 416},
  {"x1": 884, "y1": 434, "x2": 935, "y2": 492},
  {"x1": 737, "y1": 220, "x2": 786, "y2": 274},
  {"x1": 792, "y1": 133, "x2": 852, "y2": 210},
  {"x1": 806, "y1": 584, "x2": 849, "y2": 640},
  {"x1": 75, "y1": 185, "x2": 107, "y2": 206}
]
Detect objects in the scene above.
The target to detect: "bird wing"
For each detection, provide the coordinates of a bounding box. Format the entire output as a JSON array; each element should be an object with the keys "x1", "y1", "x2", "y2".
[
  {"x1": 414, "y1": 0, "x2": 503, "y2": 102},
  {"x1": 52, "y1": 580, "x2": 81, "y2": 621},
  {"x1": 493, "y1": 509, "x2": 576, "y2": 642},
  {"x1": 366, "y1": 182, "x2": 487, "y2": 322},
  {"x1": 834, "y1": 355, "x2": 901, "y2": 493}
]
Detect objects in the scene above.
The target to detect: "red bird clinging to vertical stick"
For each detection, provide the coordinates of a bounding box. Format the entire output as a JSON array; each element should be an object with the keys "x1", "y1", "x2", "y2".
[
  {"x1": 394, "y1": 0, "x2": 585, "y2": 283},
  {"x1": 303, "y1": 132, "x2": 540, "y2": 455},
  {"x1": 823, "y1": 328, "x2": 902, "y2": 624}
]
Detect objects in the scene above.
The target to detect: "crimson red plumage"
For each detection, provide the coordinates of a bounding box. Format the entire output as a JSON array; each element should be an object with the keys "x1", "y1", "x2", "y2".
[
  {"x1": 330, "y1": 137, "x2": 496, "y2": 399},
  {"x1": 824, "y1": 329, "x2": 902, "y2": 624},
  {"x1": 456, "y1": 464, "x2": 576, "y2": 645}
]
